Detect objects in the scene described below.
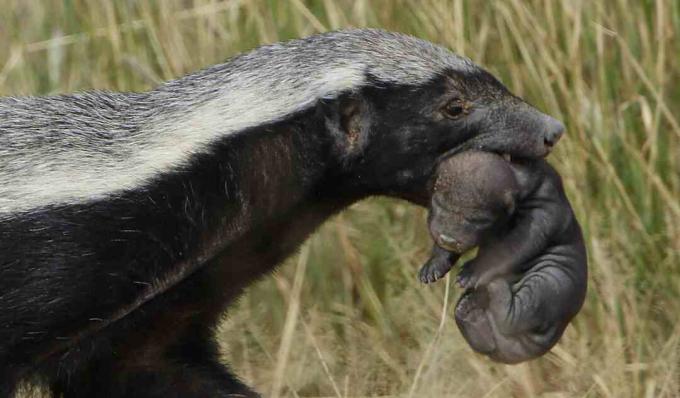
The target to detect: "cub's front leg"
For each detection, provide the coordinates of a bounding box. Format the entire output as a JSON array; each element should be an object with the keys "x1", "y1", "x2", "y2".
[{"x1": 418, "y1": 245, "x2": 460, "y2": 284}]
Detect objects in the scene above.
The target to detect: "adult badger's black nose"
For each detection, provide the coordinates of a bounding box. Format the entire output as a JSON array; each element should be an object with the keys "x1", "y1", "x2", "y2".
[{"x1": 543, "y1": 116, "x2": 565, "y2": 148}]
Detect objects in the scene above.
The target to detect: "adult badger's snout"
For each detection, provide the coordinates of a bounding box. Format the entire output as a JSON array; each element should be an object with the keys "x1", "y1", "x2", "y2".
[
  {"x1": 457, "y1": 100, "x2": 566, "y2": 161},
  {"x1": 520, "y1": 104, "x2": 565, "y2": 155},
  {"x1": 499, "y1": 101, "x2": 566, "y2": 159}
]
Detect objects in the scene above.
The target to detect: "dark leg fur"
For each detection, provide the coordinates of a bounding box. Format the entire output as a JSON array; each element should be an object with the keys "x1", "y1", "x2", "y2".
[
  {"x1": 50, "y1": 363, "x2": 256, "y2": 398},
  {"x1": 0, "y1": 370, "x2": 19, "y2": 398},
  {"x1": 46, "y1": 263, "x2": 261, "y2": 398},
  {"x1": 48, "y1": 331, "x2": 258, "y2": 398},
  {"x1": 163, "y1": 324, "x2": 260, "y2": 398}
]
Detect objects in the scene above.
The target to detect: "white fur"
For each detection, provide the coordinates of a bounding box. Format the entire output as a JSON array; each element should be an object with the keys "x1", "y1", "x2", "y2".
[{"x1": 0, "y1": 29, "x2": 476, "y2": 215}]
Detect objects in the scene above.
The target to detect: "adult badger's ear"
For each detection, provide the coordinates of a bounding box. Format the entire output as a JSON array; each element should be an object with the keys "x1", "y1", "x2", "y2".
[{"x1": 320, "y1": 93, "x2": 369, "y2": 163}]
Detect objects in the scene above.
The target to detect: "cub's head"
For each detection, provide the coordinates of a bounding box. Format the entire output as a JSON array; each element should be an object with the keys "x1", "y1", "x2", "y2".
[
  {"x1": 315, "y1": 30, "x2": 563, "y2": 200},
  {"x1": 427, "y1": 151, "x2": 518, "y2": 252}
]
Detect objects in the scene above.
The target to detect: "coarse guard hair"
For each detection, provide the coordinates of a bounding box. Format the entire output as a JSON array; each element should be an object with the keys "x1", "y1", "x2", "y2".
[{"x1": 0, "y1": 29, "x2": 478, "y2": 216}]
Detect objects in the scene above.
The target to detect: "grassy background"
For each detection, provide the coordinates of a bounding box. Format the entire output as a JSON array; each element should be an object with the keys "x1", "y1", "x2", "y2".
[{"x1": 1, "y1": 0, "x2": 679, "y2": 396}]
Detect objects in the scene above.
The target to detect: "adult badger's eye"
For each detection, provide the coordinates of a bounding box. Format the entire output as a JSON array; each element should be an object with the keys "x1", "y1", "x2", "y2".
[{"x1": 442, "y1": 98, "x2": 467, "y2": 119}]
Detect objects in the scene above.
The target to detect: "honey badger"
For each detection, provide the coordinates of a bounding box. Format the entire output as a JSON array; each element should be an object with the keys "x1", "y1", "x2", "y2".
[{"x1": 0, "y1": 29, "x2": 565, "y2": 397}]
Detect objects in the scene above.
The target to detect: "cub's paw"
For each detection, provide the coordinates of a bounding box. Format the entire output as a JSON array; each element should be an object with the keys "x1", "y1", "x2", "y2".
[
  {"x1": 456, "y1": 264, "x2": 480, "y2": 289},
  {"x1": 418, "y1": 258, "x2": 452, "y2": 284}
]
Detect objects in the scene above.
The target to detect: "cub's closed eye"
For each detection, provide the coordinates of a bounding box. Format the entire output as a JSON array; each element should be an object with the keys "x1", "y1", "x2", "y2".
[
  {"x1": 442, "y1": 98, "x2": 467, "y2": 119},
  {"x1": 464, "y1": 215, "x2": 495, "y2": 227}
]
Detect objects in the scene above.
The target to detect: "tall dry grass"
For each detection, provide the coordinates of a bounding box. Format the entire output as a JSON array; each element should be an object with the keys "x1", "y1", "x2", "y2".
[{"x1": 1, "y1": 0, "x2": 678, "y2": 396}]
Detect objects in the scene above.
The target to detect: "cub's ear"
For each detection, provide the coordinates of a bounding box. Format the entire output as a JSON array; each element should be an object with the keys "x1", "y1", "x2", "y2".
[{"x1": 319, "y1": 93, "x2": 369, "y2": 161}]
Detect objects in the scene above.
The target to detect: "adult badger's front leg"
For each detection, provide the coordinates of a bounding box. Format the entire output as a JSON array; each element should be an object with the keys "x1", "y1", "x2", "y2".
[{"x1": 0, "y1": 29, "x2": 564, "y2": 396}]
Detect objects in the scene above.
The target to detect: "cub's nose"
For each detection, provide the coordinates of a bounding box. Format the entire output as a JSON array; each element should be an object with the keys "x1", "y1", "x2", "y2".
[{"x1": 543, "y1": 116, "x2": 565, "y2": 148}]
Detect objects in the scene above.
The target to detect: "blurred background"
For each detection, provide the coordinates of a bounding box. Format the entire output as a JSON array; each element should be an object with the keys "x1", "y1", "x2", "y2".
[{"x1": 1, "y1": 1, "x2": 679, "y2": 396}]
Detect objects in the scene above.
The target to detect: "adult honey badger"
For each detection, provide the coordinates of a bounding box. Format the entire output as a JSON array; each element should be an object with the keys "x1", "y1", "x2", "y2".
[{"x1": 0, "y1": 29, "x2": 566, "y2": 397}]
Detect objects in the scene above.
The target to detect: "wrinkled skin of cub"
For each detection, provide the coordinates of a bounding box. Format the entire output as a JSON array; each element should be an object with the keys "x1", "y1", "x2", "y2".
[{"x1": 419, "y1": 151, "x2": 587, "y2": 363}]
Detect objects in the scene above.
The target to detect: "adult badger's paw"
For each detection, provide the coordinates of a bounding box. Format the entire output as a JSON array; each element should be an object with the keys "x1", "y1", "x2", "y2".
[{"x1": 454, "y1": 278, "x2": 572, "y2": 364}]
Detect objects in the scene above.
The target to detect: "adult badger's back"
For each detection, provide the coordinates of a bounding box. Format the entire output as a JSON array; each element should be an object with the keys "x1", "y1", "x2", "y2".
[{"x1": 0, "y1": 29, "x2": 564, "y2": 397}]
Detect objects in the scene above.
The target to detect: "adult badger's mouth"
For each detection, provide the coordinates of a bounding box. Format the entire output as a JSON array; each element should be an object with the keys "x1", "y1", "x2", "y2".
[{"x1": 438, "y1": 130, "x2": 556, "y2": 166}]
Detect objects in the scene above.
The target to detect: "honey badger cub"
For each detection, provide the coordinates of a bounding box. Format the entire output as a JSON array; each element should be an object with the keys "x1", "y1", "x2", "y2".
[{"x1": 419, "y1": 151, "x2": 587, "y2": 362}]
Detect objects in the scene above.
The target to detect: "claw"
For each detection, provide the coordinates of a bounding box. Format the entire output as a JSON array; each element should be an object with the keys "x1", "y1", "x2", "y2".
[
  {"x1": 418, "y1": 266, "x2": 438, "y2": 284},
  {"x1": 418, "y1": 253, "x2": 454, "y2": 285},
  {"x1": 418, "y1": 269, "x2": 428, "y2": 284}
]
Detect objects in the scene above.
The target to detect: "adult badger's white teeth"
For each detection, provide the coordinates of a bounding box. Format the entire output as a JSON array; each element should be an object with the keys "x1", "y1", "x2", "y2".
[{"x1": 502, "y1": 153, "x2": 512, "y2": 162}]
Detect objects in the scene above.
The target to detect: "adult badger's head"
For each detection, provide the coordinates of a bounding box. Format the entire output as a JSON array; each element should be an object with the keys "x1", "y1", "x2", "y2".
[{"x1": 281, "y1": 29, "x2": 565, "y2": 200}]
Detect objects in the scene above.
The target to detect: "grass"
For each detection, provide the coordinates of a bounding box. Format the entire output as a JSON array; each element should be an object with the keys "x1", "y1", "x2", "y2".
[{"x1": 1, "y1": 0, "x2": 679, "y2": 396}]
